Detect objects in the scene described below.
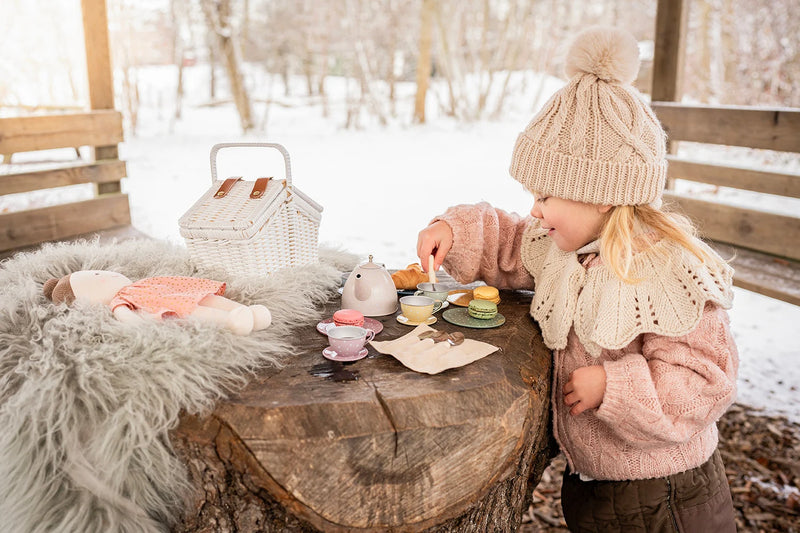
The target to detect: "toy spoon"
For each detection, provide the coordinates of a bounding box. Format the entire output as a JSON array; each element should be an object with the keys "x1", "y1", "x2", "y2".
[{"x1": 428, "y1": 254, "x2": 437, "y2": 286}]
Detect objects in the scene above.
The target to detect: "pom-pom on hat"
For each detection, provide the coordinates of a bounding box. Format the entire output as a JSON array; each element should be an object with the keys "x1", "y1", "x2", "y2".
[{"x1": 509, "y1": 26, "x2": 667, "y2": 206}]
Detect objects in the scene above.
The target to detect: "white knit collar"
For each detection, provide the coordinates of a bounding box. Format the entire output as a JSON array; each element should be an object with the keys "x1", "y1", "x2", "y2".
[
  {"x1": 575, "y1": 239, "x2": 600, "y2": 255},
  {"x1": 520, "y1": 222, "x2": 734, "y2": 356}
]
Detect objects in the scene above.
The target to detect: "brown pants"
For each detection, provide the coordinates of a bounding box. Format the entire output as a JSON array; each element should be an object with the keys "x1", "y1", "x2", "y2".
[{"x1": 561, "y1": 450, "x2": 736, "y2": 532}]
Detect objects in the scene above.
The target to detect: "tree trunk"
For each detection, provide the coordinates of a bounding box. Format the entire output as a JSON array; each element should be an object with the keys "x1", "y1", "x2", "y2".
[
  {"x1": 201, "y1": 0, "x2": 254, "y2": 132},
  {"x1": 170, "y1": 288, "x2": 555, "y2": 532},
  {"x1": 413, "y1": 0, "x2": 435, "y2": 124},
  {"x1": 170, "y1": 0, "x2": 184, "y2": 121},
  {"x1": 208, "y1": 34, "x2": 217, "y2": 100}
]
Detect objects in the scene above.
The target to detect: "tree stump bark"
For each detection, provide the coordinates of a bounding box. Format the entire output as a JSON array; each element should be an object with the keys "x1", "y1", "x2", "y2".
[{"x1": 171, "y1": 288, "x2": 554, "y2": 532}]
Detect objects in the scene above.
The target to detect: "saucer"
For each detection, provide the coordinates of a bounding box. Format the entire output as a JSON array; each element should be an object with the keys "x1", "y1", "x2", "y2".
[
  {"x1": 396, "y1": 314, "x2": 437, "y2": 326},
  {"x1": 447, "y1": 289, "x2": 472, "y2": 307},
  {"x1": 442, "y1": 308, "x2": 505, "y2": 329},
  {"x1": 317, "y1": 317, "x2": 384, "y2": 336},
  {"x1": 322, "y1": 346, "x2": 369, "y2": 362}
]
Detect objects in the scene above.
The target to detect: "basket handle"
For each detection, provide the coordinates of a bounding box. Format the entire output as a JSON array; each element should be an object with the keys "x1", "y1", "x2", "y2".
[{"x1": 210, "y1": 142, "x2": 292, "y2": 188}]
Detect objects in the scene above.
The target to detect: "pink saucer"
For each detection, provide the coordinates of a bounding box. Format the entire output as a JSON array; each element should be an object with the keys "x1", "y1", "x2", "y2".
[
  {"x1": 323, "y1": 346, "x2": 369, "y2": 362},
  {"x1": 317, "y1": 317, "x2": 384, "y2": 336}
]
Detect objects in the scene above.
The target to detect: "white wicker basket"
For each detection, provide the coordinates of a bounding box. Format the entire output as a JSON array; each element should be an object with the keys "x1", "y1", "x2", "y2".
[{"x1": 178, "y1": 142, "x2": 323, "y2": 277}]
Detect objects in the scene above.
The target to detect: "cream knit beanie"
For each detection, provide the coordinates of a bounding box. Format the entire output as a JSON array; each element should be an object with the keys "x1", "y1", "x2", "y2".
[{"x1": 509, "y1": 26, "x2": 667, "y2": 206}]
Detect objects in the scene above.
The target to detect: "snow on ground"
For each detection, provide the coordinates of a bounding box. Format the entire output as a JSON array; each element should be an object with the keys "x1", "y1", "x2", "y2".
[{"x1": 4, "y1": 65, "x2": 799, "y2": 422}]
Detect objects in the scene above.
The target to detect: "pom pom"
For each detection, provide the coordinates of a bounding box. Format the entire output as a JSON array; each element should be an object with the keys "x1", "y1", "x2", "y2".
[{"x1": 564, "y1": 26, "x2": 640, "y2": 84}]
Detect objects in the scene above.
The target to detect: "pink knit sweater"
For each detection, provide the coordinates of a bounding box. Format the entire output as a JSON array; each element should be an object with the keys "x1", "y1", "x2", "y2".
[{"x1": 435, "y1": 202, "x2": 739, "y2": 481}]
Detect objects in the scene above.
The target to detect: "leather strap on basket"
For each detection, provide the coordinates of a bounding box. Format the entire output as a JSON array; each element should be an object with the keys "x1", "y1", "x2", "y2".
[
  {"x1": 213, "y1": 177, "x2": 241, "y2": 198},
  {"x1": 250, "y1": 177, "x2": 271, "y2": 199}
]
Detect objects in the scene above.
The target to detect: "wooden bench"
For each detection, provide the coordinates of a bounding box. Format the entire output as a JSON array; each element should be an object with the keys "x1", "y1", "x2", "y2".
[
  {"x1": 0, "y1": 0, "x2": 130, "y2": 254},
  {"x1": 652, "y1": 102, "x2": 800, "y2": 306},
  {"x1": 171, "y1": 285, "x2": 554, "y2": 532}
]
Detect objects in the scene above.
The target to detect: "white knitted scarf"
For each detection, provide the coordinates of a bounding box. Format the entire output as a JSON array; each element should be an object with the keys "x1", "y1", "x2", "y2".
[{"x1": 520, "y1": 223, "x2": 734, "y2": 356}]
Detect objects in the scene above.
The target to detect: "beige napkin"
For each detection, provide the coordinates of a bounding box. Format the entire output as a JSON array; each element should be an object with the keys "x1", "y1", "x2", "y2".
[{"x1": 370, "y1": 324, "x2": 499, "y2": 374}]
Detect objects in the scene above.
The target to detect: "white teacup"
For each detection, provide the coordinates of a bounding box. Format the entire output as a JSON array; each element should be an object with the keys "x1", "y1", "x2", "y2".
[
  {"x1": 414, "y1": 282, "x2": 450, "y2": 303},
  {"x1": 327, "y1": 326, "x2": 375, "y2": 358}
]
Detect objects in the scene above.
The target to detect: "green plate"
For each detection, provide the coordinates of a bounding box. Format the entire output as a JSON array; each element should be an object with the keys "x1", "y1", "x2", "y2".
[{"x1": 442, "y1": 308, "x2": 505, "y2": 329}]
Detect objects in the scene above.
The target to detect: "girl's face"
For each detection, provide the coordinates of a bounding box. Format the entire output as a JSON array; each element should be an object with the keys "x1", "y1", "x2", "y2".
[{"x1": 530, "y1": 194, "x2": 611, "y2": 251}]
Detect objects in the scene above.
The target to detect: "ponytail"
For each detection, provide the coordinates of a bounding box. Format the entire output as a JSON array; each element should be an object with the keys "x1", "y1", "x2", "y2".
[{"x1": 600, "y1": 204, "x2": 714, "y2": 283}]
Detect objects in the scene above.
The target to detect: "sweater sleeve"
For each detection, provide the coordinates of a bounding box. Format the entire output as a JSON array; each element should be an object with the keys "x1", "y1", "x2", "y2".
[
  {"x1": 595, "y1": 303, "x2": 738, "y2": 448},
  {"x1": 433, "y1": 202, "x2": 535, "y2": 290}
]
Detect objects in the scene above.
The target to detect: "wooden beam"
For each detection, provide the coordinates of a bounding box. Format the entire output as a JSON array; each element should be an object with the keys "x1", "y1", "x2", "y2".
[
  {"x1": 82, "y1": 0, "x2": 115, "y2": 111},
  {"x1": 0, "y1": 111, "x2": 124, "y2": 154},
  {"x1": 653, "y1": 102, "x2": 800, "y2": 153},
  {"x1": 81, "y1": 0, "x2": 120, "y2": 167},
  {"x1": 651, "y1": 0, "x2": 687, "y2": 102},
  {"x1": 0, "y1": 160, "x2": 127, "y2": 195},
  {"x1": 664, "y1": 192, "x2": 800, "y2": 261},
  {"x1": 0, "y1": 195, "x2": 131, "y2": 252},
  {"x1": 667, "y1": 157, "x2": 800, "y2": 198},
  {"x1": 709, "y1": 242, "x2": 800, "y2": 307},
  {"x1": 0, "y1": 224, "x2": 147, "y2": 261}
]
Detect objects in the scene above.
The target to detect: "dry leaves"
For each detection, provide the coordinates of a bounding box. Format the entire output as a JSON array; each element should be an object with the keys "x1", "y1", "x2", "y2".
[{"x1": 521, "y1": 404, "x2": 800, "y2": 532}]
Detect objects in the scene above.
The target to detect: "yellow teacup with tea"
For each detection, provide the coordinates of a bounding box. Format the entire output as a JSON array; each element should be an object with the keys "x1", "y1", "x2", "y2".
[{"x1": 399, "y1": 295, "x2": 442, "y2": 323}]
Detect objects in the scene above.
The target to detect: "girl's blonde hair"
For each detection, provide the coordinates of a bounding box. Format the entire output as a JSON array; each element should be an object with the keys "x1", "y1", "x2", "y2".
[{"x1": 600, "y1": 204, "x2": 714, "y2": 283}]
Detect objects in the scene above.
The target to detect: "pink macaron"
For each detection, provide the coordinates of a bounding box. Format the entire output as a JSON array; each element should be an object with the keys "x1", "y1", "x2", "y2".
[{"x1": 333, "y1": 308, "x2": 365, "y2": 327}]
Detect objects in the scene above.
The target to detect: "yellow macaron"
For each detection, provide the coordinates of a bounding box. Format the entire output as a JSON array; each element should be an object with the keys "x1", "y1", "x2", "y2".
[{"x1": 472, "y1": 285, "x2": 500, "y2": 304}]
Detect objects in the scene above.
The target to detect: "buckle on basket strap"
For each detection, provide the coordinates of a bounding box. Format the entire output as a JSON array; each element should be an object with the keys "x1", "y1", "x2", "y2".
[
  {"x1": 213, "y1": 177, "x2": 242, "y2": 198},
  {"x1": 250, "y1": 177, "x2": 271, "y2": 199}
]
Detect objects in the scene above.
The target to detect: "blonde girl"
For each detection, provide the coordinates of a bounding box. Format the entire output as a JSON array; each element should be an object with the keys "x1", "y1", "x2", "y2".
[{"x1": 417, "y1": 27, "x2": 738, "y2": 532}]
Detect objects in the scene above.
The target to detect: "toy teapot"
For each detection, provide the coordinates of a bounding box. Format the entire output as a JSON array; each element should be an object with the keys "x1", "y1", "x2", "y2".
[{"x1": 341, "y1": 255, "x2": 398, "y2": 317}]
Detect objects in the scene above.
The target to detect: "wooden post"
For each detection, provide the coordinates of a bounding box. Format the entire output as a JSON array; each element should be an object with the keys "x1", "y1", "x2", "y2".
[
  {"x1": 81, "y1": 0, "x2": 121, "y2": 195},
  {"x1": 652, "y1": 0, "x2": 688, "y2": 102},
  {"x1": 652, "y1": 0, "x2": 688, "y2": 189}
]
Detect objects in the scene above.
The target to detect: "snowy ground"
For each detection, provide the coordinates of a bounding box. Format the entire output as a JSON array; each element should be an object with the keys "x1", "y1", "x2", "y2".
[{"x1": 3, "y1": 66, "x2": 799, "y2": 422}]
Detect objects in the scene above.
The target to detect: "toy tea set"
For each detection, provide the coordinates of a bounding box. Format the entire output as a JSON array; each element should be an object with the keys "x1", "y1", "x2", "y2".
[{"x1": 317, "y1": 254, "x2": 505, "y2": 373}]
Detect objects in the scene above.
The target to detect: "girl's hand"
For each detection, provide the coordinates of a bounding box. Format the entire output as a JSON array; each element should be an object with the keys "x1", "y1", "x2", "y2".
[
  {"x1": 564, "y1": 365, "x2": 607, "y2": 416},
  {"x1": 417, "y1": 221, "x2": 454, "y2": 271}
]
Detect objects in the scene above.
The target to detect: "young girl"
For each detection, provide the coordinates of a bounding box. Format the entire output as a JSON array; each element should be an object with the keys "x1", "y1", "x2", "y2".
[{"x1": 417, "y1": 27, "x2": 738, "y2": 532}]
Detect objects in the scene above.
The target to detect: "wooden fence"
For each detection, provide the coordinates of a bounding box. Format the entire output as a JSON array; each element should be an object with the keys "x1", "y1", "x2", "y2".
[
  {"x1": 651, "y1": 0, "x2": 800, "y2": 306},
  {"x1": 0, "y1": 0, "x2": 130, "y2": 253}
]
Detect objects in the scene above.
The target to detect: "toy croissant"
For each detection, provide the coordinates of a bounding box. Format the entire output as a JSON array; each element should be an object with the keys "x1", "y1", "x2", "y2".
[
  {"x1": 43, "y1": 270, "x2": 271, "y2": 335},
  {"x1": 391, "y1": 263, "x2": 430, "y2": 290}
]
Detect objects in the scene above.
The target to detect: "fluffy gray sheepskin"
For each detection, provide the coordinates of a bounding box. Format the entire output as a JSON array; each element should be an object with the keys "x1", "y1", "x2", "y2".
[{"x1": 0, "y1": 238, "x2": 358, "y2": 532}]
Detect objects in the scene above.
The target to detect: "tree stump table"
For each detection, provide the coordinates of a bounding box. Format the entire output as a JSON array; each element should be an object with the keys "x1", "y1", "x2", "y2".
[{"x1": 172, "y1": 287, "x2": 554, "y2": 532}]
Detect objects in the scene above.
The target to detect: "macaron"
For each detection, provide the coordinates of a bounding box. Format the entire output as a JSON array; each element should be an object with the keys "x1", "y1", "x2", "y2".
[
  {"x1": 472, "y1": 285, "x2": 500, "y2": 304},
  {"x1": 333, "y1": 308, "x2": 365, "y2": 327},
  {"x1": 468, "y1": 299, "x2": 498, "y2": 320}
]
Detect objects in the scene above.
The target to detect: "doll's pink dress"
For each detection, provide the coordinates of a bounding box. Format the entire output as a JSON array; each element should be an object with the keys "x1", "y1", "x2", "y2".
[{"x1": 109, "y1": 276, "x2": 226, "y2": 318}]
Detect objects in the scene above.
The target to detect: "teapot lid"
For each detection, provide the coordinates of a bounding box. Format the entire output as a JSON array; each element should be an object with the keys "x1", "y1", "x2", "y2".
[{"x1": 359, "y1": 254, "x2": 384, "y2": 269}]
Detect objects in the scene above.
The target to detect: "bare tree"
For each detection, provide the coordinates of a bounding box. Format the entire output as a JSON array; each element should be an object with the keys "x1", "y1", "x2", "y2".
[
  {"x1": 170, "y1": 0, "x2": 187, "y2": 122},
  {"x1": 413, "y1": 0, "x2": 435, "y2": 123},
  {"x1": 106, "y1": 0, "x2": 141, "y2": 135},
  {"x1": 200, "y1": 0, "x2": 254, "y2": 132}
]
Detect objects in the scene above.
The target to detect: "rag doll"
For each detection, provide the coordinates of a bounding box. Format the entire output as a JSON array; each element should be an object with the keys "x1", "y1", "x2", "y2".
[{"x1": 43, "y1": 270, "x2": 271, "y2": 335}]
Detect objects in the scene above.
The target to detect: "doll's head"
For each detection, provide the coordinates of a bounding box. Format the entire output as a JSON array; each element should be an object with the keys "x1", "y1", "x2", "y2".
[
  {"x1": 43, "y1": 270, "x2": 133, "y2": 305},
  {"x1": 509, "y1": 26, "x2": 667, "y2": 209}
]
